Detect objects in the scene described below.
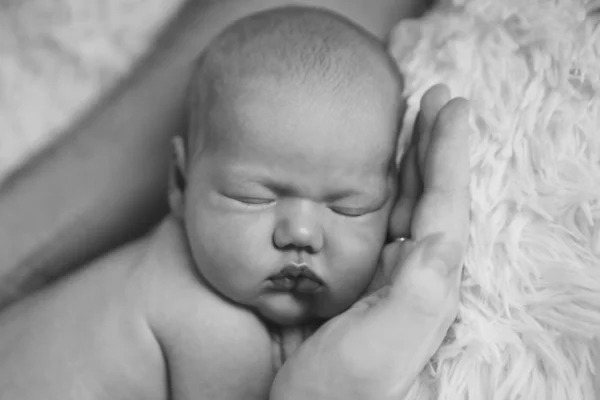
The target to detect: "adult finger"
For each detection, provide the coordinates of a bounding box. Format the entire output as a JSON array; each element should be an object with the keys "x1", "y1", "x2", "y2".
[
  {"x1": 352, "y1": 236, "x2": 460, "y2": 392},
  {"x1": 388, "y1": 144, "x2": 421, "y2": 239},
  {"x1": 379, "y1": 238, "x2": 417, "y2": 280},
  {"x1": 360, "y1": 238, "x2": 417, "y2": 297},
  {"x1": 417, "y1": 84, "x2": 451, "y2": 172},
  {"x1": 388, "y1": 84, "x2": 449, "y2": 239},
  {"x1": 412, "y1": 97, "x2": 472, "y2": 261}
]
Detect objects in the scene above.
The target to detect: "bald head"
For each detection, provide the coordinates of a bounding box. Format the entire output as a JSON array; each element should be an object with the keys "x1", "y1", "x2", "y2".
[{"x1": 186, "y1": 6, "x2": 404, "y2": 158}]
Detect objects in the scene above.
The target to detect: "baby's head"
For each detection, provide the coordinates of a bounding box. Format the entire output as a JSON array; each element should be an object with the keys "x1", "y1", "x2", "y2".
[{"x1": 170, "y1": 6, "x2": 405, "y2": 325}]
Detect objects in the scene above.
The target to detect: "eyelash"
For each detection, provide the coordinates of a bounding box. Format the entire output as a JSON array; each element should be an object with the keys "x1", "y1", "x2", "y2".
[
  {"x1": 223, "y1": 194, "x2": 380, "y2": 216},
  {"x1": 227, "y1": 195, "x2": 275, "y2": 206},
  {"x1": 329, "y1": 206, "x2": 370, "y2": 218}
]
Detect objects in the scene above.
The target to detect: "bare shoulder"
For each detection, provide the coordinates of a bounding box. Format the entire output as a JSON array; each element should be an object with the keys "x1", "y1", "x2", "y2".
[
  {"x1": 150, "y1": 288, "x2": 275, "y2": 400},
  {"x1": 0, "y1": 235, "x2": 167, "y2": 400},
  {"x1": 142, "y1": 219, "x2": 276, "y2": 400}
]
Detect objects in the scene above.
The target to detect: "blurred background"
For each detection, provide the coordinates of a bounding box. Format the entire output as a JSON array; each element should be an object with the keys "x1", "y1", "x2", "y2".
[{"x1": 0, "y1": 0, "x2": 184, "y2": 181}]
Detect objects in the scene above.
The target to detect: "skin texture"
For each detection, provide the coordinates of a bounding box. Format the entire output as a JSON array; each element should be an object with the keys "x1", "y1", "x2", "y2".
[
  {"x1": 173, "y1": 7, "x2": 404, "y2": 326},
  {"x1": 0, "y1": 0, "x2": 431, "y2": 310},
  {"x1": 0, "y1": 7, "x2": 407, "y2": 400},
  {"x1": 0, "y1": 1, "x2": 480, "y2": 399},
  {"x1": 181, "y1": 83, "x2": 399, "y2": 325},
  {"x1": 271, "y1": 84, "x2": 472, "y2": 400},
  {"x1": 0, "y1": 82, "x2": 471, "y2": 400},
  {"x1": 0, "y1": 219, "x2": 275, "y2": 400}
]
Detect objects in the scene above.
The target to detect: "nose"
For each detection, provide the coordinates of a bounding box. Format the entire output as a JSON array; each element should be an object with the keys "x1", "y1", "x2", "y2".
[{"x1": 273, "y1": 199, "x2": 324, "y2": 253}]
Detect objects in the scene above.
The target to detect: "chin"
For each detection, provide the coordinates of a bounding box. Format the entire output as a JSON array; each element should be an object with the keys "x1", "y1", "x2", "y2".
[
  {"x1": 256, "y1": 296, "x2": 351, "y2": 327},
  {"x1": 264, "y1": 313, "x2": 310, "y2": 326},
  {"x1": 255, "y1": 293, "x2": 322, "y2": 326},
  {"x1": 258, "y1": 306, "x2": 314, "y2": 326}
]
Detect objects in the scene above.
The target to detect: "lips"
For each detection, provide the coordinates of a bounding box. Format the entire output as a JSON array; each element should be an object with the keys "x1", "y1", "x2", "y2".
[{"x1": 268, "y1": 264, "x2": 324, "y2": 294}]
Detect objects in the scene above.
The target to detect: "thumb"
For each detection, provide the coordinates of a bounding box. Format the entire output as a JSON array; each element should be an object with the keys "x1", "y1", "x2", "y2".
[
  {"x1": 355, "y1": 235, "x2": 461, "y2": 386},
  {"x1": 389, "y1": 234, "x2": 461, "y2": 313}
]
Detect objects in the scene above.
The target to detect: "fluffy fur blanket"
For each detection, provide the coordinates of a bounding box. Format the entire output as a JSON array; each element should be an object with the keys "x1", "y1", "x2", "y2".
[
  {"x1": 390, "y1": 0, "x2": 600, "y2": 398},
  {"x1": 1, "y1": 0, "x2": 599, "y2": 398}
]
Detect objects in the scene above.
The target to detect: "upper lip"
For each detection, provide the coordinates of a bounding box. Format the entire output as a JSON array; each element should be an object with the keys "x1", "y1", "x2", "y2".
[{"x1": 268, "y1": 264, "x2": 324, "y2": 286}]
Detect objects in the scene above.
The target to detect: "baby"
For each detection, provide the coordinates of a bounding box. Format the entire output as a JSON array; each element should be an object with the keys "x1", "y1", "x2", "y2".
[{"x1": 0, "y1": 6, "x2": 405, "y2": 400}]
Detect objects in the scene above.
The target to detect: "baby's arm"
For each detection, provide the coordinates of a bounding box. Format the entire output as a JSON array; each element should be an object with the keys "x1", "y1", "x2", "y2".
[{"x1": 148, "y1": 286, "x2": 276, "y2": 400}]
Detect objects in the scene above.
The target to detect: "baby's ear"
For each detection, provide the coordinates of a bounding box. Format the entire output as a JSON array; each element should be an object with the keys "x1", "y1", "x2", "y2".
[{"x1": 168, "y1": 135, "x2": 187, "y2": 218}]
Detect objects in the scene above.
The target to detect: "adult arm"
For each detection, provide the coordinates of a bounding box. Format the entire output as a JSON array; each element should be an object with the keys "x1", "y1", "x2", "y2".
[{"x1": 0, "y1": 0, "x2": 431, "y2": 307}]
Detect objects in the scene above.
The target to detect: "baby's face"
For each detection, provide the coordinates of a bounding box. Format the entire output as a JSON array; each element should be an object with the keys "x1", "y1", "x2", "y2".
[{"x1": 183, "y1": 80, "x2": 401, "y2": 325}]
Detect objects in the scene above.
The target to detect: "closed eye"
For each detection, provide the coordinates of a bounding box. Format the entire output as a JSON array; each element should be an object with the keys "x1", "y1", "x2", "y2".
[
  {"x1": 329, "y1": 206, "x2": 372, "y2": 217},
  {"x1": 224, "y1": 195, "x2": 275, "y2": 206},
  {"x1": 329, "y1": 193, "x2": 389, "y2": 217}
]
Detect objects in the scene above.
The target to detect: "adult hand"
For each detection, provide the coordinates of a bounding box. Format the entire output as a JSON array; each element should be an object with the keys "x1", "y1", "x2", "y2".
[{"x1": 270, "y1": 84, "x2": 471, "y2": 400}]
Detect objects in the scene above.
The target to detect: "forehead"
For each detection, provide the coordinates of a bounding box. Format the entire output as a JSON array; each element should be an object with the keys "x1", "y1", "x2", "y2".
[{"x1": 207, "y1": 79, "x2": 400, "y2": 173}]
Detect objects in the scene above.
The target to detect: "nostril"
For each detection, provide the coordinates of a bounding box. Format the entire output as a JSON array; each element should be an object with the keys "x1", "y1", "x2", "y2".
[{"x1": 274, "y1": 242, "x2": 318, "y2": 254}]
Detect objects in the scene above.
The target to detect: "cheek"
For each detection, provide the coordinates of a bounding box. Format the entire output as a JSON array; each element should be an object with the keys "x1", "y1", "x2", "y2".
[
  {"x1": 184, "y1": 196, "x2": 276, "y2": 297},
  {"x1": 335, "y1": 236, "x2": 382, "y2": 284},
  {"x1": 318, "y1": 213, "x2": 389, "y2": 317},
  {"x1": 328, "y1": 209, "x2": 390, "y2": 283}
]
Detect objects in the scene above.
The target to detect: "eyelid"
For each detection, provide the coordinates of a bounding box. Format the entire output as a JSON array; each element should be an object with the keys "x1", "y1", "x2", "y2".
[
  {"x1": 330, "y1": 206, "x2": 371, "y2": 217},
  {"x1": 238, "y1": 197, "x2": 274, "y2": 205},
  {"x1": 330, "y1": 191, "x2": 390, "y2": 217},
  {"x1": 330, "y1": 200, "x2": 386, "y2": 217},
  {"x1": 223, "y1": 194, "x2": 275, "y2": 205}
]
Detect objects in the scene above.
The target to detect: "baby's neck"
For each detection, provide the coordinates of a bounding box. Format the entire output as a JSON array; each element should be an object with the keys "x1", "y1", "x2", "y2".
[{"x1": 267, "y1": 320, "x2": 322, "y2": 369}]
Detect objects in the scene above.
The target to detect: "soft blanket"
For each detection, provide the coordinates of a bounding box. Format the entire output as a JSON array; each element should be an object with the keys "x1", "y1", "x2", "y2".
[
  {"x1": 1, "y1": 0, "x2": 599, "y2": 399},
  {"x1": 390, "y1": 0, "x2": 600, "y2": 398}
]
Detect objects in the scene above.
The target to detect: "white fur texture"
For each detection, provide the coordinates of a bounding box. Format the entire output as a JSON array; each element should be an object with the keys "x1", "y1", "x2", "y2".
[
  {"x1": 1, "y1": 0, "x2": 600, "y2": 398},
  {"x1": 389, "y1": 0, "x2": 600, "y2": 398}
]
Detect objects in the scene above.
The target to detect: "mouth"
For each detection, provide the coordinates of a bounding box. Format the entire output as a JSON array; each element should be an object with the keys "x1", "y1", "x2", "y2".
[{"x1": 267, "y1": 264, "x2": 325, "y2": 294}]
